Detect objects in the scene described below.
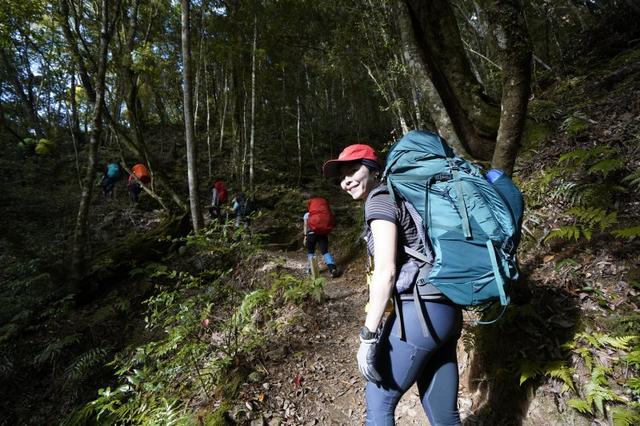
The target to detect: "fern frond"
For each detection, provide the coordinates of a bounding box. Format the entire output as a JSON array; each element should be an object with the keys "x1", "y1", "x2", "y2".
[
  {"x1": 519, "y1": 360, "x2": 544, "y2": 385},
  {"x1": 584, "y1": 365, "x2": 623, "y2": 414},
  {"x1": 612, "y1": 226, "x2": 640, "y2": 239},
  {"x1": 624, "y1": 350, "x2": 640, "y2": 366},
  {"x1": 597, "y1": 335, "x2": 637, "y2": 350},
  {"x1": 546, "y1": 225, "x2": 582, "y2": 242},
  {"x1": 626, "y1": 377, "x2": 640, "y2": 395},
  {"x1": 567, "y1": 398, "x2": 593, "y2": 414},
  {"x1": 567, "y1": 207, "x2": 617, "y2": 230},
  {"x1": 611, "y1": 407, "x2": 640, "y2": 426},
  {"x1": 65, "y1": 348, "x2": 108, "y2": 382},
  {"x1": 588, "y1": 158, "x2": 625, "y2": 177},
  {"x1": 622, "y1": 170, "x2": 640, "y2": 190},
  {"x1": 545, "y1": 360, "x2": 576, "y2": 393},
  {"x1": 33, "y1": 334, "x2": 82, "y2": 366}
]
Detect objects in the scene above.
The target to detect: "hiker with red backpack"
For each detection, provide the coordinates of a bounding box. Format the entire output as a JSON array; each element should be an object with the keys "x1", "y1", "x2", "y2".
[
  {"x1": 209, "y1": 179, "x2": 227, "y2": 219},
  {"x1": 323, "y1": 142, "x2": 464, "y2": 425},
  {"x1": 303, "y1": 196, "x2": 339, "y2": 278},
  {"x1": 128, "y1": 163, "x2": 150, "y2": 203}
]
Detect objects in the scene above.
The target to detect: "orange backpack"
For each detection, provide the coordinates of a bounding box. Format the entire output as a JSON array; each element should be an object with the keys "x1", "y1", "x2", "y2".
[
  {"x1": 307, "y1": 197, "x2": 335, "y2": 235},
  {"x1": 131, "y1": 163, "x2": 151, "y2": 183}
]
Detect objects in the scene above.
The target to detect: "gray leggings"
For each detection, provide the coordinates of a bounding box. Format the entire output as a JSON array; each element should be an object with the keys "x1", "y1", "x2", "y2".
[{"x1": 365, "y1": 299, "x2": 463, "y2": 425}]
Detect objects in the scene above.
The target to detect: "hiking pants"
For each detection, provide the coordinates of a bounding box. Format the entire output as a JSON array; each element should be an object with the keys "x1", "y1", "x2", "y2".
[
  {"x1": 365, "y1": 299, "x2": 462, "y2": 426},
  {"x1": 306, "y1": 232, "x2": 329, "y2": 255}
]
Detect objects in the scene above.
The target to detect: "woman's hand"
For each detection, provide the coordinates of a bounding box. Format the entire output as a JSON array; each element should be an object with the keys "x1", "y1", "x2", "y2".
[{"x1": 357, "y1": 335, "x2": 382, "y2": 383}]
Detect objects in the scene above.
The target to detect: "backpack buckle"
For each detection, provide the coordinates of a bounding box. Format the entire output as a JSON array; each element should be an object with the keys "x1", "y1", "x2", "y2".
[{"x1": 501, "y1": 238, "x2": 515, "y2": 255}]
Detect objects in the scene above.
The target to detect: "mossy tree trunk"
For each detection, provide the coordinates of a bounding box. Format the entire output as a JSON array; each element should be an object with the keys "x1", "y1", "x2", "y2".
[
  {"x1": 480, "y1": 0, "x2": 533, "y2": 175},
  {"x1": 403, "y1": 0, "x2": 500, "y2": 161},
  {"x1": 403, "y1": 0, "x2": 532, "y2": 171}
]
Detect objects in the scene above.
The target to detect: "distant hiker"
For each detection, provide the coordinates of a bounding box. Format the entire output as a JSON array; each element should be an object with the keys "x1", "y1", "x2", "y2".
[
  {"x1": 323, "y1": 143, "x2": 463, "y2": 425},
  {"x1": 128, "y1": 163, "x2": 150, "y2": 203},
  {"x1": 209, "y1": 179, "x2": 228, "y2": 219},
  {"x1": 101, "y1": 160, "x2": 121, "y2": 198},
  {"x1": 231, "y1": 192, "x2": 252, "y2": 228},
  {"x1": 303, "y1": 196, "x2": 338, "y2": 278}
]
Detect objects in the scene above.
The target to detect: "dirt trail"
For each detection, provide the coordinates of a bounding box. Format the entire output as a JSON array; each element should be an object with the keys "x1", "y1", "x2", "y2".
[{"x1": 247, "y1": 249, "x2": 470, "y2": 425}]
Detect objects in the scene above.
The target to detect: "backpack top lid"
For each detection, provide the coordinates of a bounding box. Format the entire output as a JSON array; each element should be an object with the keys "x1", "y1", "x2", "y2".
[{"x1": 385, "y1": 130, "x2": 455, "y2": 173}]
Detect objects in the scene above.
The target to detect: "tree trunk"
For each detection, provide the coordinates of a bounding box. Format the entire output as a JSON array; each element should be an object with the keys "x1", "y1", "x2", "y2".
[
  {"x1": 249, "y1": 14, "x2": 257, "y2": 192},
  {"x1": 181, "y1": 0, "x2": 203, "y2": 233},
  {"x1": 296, "y1": 95, "x2": 302, "y2": 184},
  {"x1": 479, "y1": 0, "x2": 533, "y2": 175},
  {"x1": 403, "y1": 0, "x2": 500, "y2": 160},
  {"x1": 205, "y1": 61, "x2": 212, "y2": 179},
  {"x1": 395, "y1": 0, "x2": 466, "y2": 155},
  {"x1": 70, "y1": 0, "x2": 114, "y2": 282}
]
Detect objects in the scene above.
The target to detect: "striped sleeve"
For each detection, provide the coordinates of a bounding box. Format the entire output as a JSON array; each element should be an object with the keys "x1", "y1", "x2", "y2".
[{"x1": 365, "y1": 187, "x2": 397, "y2": 225}]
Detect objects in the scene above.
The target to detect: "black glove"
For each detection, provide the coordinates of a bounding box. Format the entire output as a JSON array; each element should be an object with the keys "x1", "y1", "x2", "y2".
[{"x1": 357, "y1": 327, "x2": 382, "y2": 383}]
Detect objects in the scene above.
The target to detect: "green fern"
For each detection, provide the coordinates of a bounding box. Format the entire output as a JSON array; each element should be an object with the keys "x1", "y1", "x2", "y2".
[
  {"x1": 624, "y1": 350, "x2": 640, "y2": 367},
  {"x1": 622, "y1": 170, "x2": 640, "y2": 190},
  {"x1": 575, "y1": 332, "x2": 636, "y2": 350},
  {"x1": 567, "y1": 398, "x2": 593, "y2": 414},
  {"x1": 65, "y1": 348, "x2": 108, "y2": 382},
  {"x1": 567, "y1": 207, "x2": 618, "y2": 231},
  {"x1": 587, "y1": 158, "x2": 625, "y2": 177},
  {"x1": 33, "y1": 334, "x2": 82, "y2": 366},
  {"x1": 611, "y1": 407, "x2": 640, "y2": 426},
  {"x1": 575, "y1": 347, "x2": 594, "y2": 371},
  {"x1": 519, "y1": 360, "x2": 544, "y2": 385},
  {"x1": 558, "y1": 146, "x2": 614, "y2": 166},
  {"x1": 584, "y1": 366, "x2": 624, "y2": 414},
  {"x1": 546, "y1": 225, "x2": 583, "y2": 242},
  {"x1": 626, "y1": 377, "x2": 640, "y2": 397},
  {"x1": 612, "y1": 226, "x2": 640, "y2": 239},
  {"x1": 545, "y1": 360, "x2": 576, "y2": 392}
]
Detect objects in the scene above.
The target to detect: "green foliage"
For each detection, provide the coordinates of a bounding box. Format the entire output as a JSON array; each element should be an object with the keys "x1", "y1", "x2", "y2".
[
  {"x1": 528, "y1": 99, "x2": 563, "y2": 123},
  {"x1": 568, "y1": 398, "x2": 593, "y2": 414},
  {"x1": 546, "y1": 207, "x2": 617, "y2": 242},
  {"x1": 77, "y1": 224, "x2": 324, "y2": 425},
  {"x1": 622, "y1": 170, "x2": 640, "y2": 191},
  {"x1": 574, "y1": 332, "x2": 636, "y2": 350},
  {"x1": 519, "y1": 360, "x2": 575, "y2": 392},
  {"x1": 558, "y1": 146, "x2": 619, "y2": 175},
  {"x1": 33, "y1": 334, "x2": 82, "y2": 367},
  {"x1": 560, "y1": 116, "x2": 589, "y2": 136},
  {"x1": 561, "y1": 332, "x2": 639, "y2": 418},
  {"x1": 64, "y1": 347, "x2": 109, "y2": 383},
  {"x1": 612, "y1": 226, "x2": 640, "y2": 239},
  {"x1": 611, "y1": 406, "x2": 640, "y2": 426}
]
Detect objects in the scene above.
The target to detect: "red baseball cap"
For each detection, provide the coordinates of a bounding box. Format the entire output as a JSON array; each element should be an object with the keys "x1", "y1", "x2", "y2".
[{"x1": 322, "y1": 144, "x2": 379, "y2": 177}]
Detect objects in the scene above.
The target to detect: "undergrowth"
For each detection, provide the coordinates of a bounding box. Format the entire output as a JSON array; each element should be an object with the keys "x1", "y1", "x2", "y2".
[{"x1": 63, "y1": 222, "x2": 325, "y2": 425}]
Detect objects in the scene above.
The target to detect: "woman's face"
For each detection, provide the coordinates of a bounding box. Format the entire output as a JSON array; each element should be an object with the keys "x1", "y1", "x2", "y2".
[{"x1": 339, "y1": 162, "x2": 377, "y2": 200}]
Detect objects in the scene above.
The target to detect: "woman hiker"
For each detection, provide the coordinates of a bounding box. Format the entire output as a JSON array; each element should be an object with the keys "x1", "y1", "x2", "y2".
[{"x1": 323, "y1": 144, "x2": 463, "y2": 425}]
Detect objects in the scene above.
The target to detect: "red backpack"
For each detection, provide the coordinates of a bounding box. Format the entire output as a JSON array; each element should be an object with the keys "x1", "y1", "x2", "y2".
[
  {"x1": 307, "y1": 197, "x2": 335, "y2": 235},
  {"x1": 213, "y1": 180, "x2": 228, "y2": 203},
  {"x1": 131, "y1": 163, "x2": 151, "y2": 183}
]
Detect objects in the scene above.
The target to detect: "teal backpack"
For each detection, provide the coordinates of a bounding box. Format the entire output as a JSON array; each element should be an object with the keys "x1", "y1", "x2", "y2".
[
  {"x1": 106, "y1": 163, "x2": 120, "y2": 179},
  {"x1": 384, "y1": 130, "x2": 524, "y2": 324}
]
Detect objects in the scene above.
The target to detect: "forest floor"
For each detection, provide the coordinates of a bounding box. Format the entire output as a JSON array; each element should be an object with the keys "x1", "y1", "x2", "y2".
[{"x1": 239, "y1": 249, "x2": 436, "y2": 425}]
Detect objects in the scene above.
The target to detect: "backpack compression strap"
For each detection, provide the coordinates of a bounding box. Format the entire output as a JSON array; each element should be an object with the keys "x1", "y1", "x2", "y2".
[{"x1": 446, "y1": 159, "x2": 472, "y2": 239}]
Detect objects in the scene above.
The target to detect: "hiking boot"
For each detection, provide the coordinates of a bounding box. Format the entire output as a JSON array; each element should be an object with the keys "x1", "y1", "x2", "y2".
[{"x1": 328, "y1": 264, "x2": 339, "y2": 278}]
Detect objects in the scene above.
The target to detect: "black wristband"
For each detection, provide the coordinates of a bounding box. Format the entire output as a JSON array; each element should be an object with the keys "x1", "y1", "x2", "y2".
[{"x1": 359, "y1": 326, "x2": 378, "y2": 341}]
